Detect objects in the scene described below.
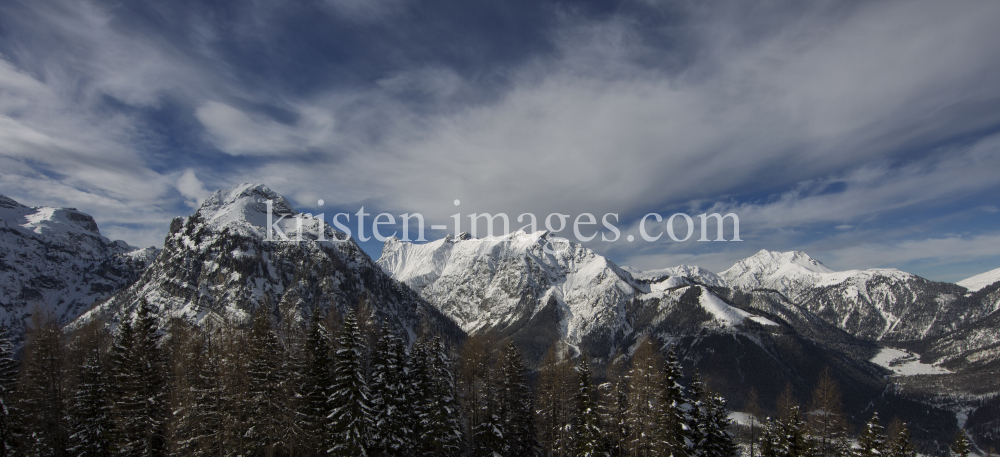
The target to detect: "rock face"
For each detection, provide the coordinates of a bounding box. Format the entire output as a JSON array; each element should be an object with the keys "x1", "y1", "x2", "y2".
[
  {"x1": 77, "y1": 184, "x2": 460, "y2": 342},
  {"x1": 377, "y1": 231, "x2": 790, "y2": 362},
  {"x1": 720, "y1": 249, "x2": 981, "y2": 341},
  {"x1": 0, "y1": 194, "x2": 157, "y2": 341}
]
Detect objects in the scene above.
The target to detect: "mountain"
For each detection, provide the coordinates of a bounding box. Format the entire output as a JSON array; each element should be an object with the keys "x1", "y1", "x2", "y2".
[
  {"x1": 378, "y1": 233, "x2": 957, "y2": 445},
  {"x1": 721, "y1": 250, "x2": 978, "y2": 341},
  {"x1": 957, "y1": 267, "x2": 1000, "y2": 293},
  {"x1": 377, "y1": 231, "x2": 793, "y2": 360},
  {"x1": 0, "y1": 194, "x2": 157, "y2": 341},
  {"x1": 720, "y1": 250, "x2": 834, "y2": 298},
  {"x1": 77, "y1": 183, "x2": 460, "y2": 342},
  {"x1": 621, "y1": 264, "x2": 726, "y2": 287}
]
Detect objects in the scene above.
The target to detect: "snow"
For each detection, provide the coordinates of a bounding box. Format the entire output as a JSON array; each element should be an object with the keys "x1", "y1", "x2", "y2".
[
  {"x1": 698, "y1": 289, "x2": 751, "y2": 325},
  {"x1": 870, "y1": 348, "x2": 951, "y2": 376},
  {"x1": 957, "y1": 267, "x2": 1000, "y2": 292},
  {"x1": 623, "y1": 265, "x2": 726, "y2": 288}
]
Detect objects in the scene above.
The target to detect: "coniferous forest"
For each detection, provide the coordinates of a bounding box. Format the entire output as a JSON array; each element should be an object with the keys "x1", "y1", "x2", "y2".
[{"x1": 0, "y1": 302, "x2": 960, "y2": 457}]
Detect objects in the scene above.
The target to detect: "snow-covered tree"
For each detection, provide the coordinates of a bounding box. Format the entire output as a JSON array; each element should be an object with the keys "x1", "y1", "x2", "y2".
[
  {"x1": 498, "y1": 341, "x2": 539, "y2": 456},
  {"x1": 950, "y1": 430, "x2": 972, "y2": 457},
  {"x1": 655, "y1": 349, "x2": 688, "y2": 457},
  {"x1": 368, "y1": 325, "x2": 412, "y2": 455},
  {"x1": 573, "y1": 358, "x2": 607, "y2": 457},
  {"x1": 245, "y1": 307, "x2": 290, "y2": 455},
  {"x1": 854, "y1": 412, "x2": 886, "y2": 457},
  {"x1": 886, "y1": 421, "x2": 917, "y2": 457},
  {"x1": 300, "y1": 313, "x2": 335, "y2": 454},
  {"x1": 67, "y1": 322, "x2": 116, "y2": 457},
  {"x1": 328, "y1": 309, "x2": 373, "y2": 456},
  {"x1": 625, "y1": 338, "x2": 662, "y2": 457}
]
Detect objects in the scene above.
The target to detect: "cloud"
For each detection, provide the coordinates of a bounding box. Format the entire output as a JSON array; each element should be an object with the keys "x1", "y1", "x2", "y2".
[
  {"x1": 195, "y1": 101, "x2": 336, "y2": 156},
  {"x1": 176, "y1": 169, "x2": 210, "y2": 209}
]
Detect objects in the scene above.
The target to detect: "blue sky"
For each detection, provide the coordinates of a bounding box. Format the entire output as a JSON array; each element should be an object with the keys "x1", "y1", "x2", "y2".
[{"x1": 1, "y1": 0, "x2": 999, "y2": 281}]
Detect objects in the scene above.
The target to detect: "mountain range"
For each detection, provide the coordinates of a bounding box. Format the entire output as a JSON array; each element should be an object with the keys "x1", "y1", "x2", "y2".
[{"x1": 3, "y1": 183, "x2": 1000, "y2": 453}]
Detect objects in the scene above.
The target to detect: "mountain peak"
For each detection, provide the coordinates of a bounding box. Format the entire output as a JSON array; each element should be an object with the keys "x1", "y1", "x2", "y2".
[
  {"x1": 196, "y1": 183, "x2": 297, "y2": 234},
  {"x1": 743, "y1": 249, "x2": 833, "y2": 274}
]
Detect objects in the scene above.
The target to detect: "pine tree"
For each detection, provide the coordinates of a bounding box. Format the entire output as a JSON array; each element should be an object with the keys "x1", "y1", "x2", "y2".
[
  {"x1": 686, "y1": 375, "x2": 708, "y2": 457},
  {"x1": 245, "y1": 307, "x2": 290, "y2": 456},
  {"x1": 655, "y1": 349, "x2": 687, "y2": 457},
  {"x1": 498, "y1": 341, "x2": 539, "y2": 457},
  {"x1": 886, "y1": 420, "x2": 916, "y2": 457},
  {"x1": 67, "y1": 323, "x2": 117, "y2": 457},
  {"x1": 368, "y1": 325, "x2": 412, "y2": 455},
  {"x1": 765, "y1": 385, "x2": 810, "y2": 457},
  {"x1": 418, "y1": 335, "x2": 463, "y2": 456},
  {"x1": 573, "y1": 359, "x2": 606, "y2": 457},
  {"x1": 328, "y1": 309, "x2": 373, "y2": 456},
  {"x1": 701, "y1": 392, "x2": 736, "y2": 457},
  {"x1": 300, "y1": 313, "x2": 335, "y2": 454},
  {"x1": 950, "y1": 431, "x2": 972, "y2": 457},
  {"x1": 0, "y1": 327, "x2": 18, "y2": 457},
  {"x1": 854, "y1": 413, "x2": 886, "y2": 457}
]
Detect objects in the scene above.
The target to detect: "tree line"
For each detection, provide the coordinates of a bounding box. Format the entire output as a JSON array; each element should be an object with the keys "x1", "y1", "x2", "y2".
[{"x1": 0, "y1": 302, "x2": 979, "y2": 457}]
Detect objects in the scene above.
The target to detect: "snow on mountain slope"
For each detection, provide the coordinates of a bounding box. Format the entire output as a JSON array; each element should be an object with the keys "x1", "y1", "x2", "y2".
[
  {"x1": 720, "y1": 250, "x2": 834, "y2": 299},
  {"x1": 0, "y1": 194, "x2": 157, "y2": 340},
  {"x1": 379, "y1": 230, "x2": 640, "y2": 341},
  {"x1": 719, "y1": 250, "x2": 980, "y2": 341},
  {"x1": 622, "y1": 264, "x2": 726, "y2": 287},
  {"x1": 77, "y1": 184, "x2": 460, "y2": 342},
  {"x1": 379, "y1": 232, "x2": 788, "y2": 363},
  {"x1": 957, "y1": 267, "x2": 1000, "y2": 292}
]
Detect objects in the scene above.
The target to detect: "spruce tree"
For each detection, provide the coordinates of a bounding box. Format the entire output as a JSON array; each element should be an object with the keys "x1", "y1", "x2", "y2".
[
  {"x1": 854, "y1": 413, "x2": 886, "y2": 457},
  {"x1": 685, "y1": 375, "x2": 708, "y2": 457},
  {"x1": 328, "y1": 309, "x2": 373, "y2": 456},
  {"x1": 950, "y1": 431, "x2": 972, "y2": 457},
  {"x1": 0, "y1": 327, "x2": 18, "y2": 457},
  {"x1": 572, "y1": 359, "x2": 606, "y2": 457},
  {"x1": 67, "y1": 325, "x2": 116, "y2": 457},
  {"x1": 498, "y1": 341, "x2": 539, "y2": 456},
  {"x1": 886, "y1": 422, "x2": 916, "y2": 457},
  {"x1": 702, "y1": 393, "x2": 736, "y2": 457},
  {"x1": 655, "y1": 349, "x2": 687, "y2": 457},
  {"x1": 368, "y1": 325, "x2": 412, "y2": 455},
  {"x1": 300, "y1": 313, "x2": 335, "y2": 454},
  {"x1": 245, "y1": 307, "x2": 289, "y2": 455},
  {"x1": 420, "y1": 335, "x2": 463, "y2": 456}
]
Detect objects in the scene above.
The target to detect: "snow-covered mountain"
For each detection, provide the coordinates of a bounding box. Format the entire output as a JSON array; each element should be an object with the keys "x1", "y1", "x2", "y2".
[
  {"x1": 720, "y1": 249, "x2": 978, "y2": 341},
  {"x1": 957, "y1": 267, "x2": 1000, "y2": 293},
  {"x1": 77, "y1": 184, "x2": 459, "y2": 341},
  {"x1": 621, "y1": 264, "x2": 726, "y2": 288},
  {"x1": 379, "y1": 232, "x2": 856, "y2": 363},
  {"x1": 0, "y1": 195, "x2": 157, "y2": 340},
  {"x1": 720, "y1": 250, "x2": 834, "y2": 299}
]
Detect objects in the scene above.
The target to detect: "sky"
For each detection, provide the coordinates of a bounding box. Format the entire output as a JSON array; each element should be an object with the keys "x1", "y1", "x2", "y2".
[{"x1": 1, "y1": 0, "x2": 999, "y2": 282}]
